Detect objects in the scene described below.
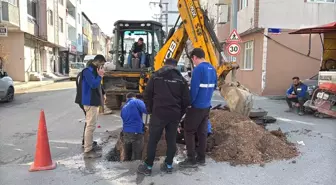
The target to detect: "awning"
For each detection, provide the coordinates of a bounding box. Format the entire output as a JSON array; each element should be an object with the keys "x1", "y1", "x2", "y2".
[{"x1": 289, "y1": 22, "x2": 336, "y2": 34}]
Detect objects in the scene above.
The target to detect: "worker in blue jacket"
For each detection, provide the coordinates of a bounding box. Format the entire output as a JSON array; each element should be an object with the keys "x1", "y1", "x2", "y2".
[
  {"x1": 120, "y1": 92, "x2": 147, "y2": 161},
  {"x1": 179, "y1": 48, "x2": 217, "y2": 168},
  {"x1": 285, "y1": 76, "x2": 308, "y2": 116},
  {"x1": 81, "y1": 54, "x2": 106, "y2": 158}
]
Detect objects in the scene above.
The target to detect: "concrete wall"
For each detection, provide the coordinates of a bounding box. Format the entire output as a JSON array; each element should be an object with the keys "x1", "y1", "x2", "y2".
[
  {"x1": 263, "y1": 32, "x2": 321, "y2": 96},
  {"x1": 0, "y1": 32, "x2": 25, "y2": 81},
  {"x1": 58, "y1": 0, "x2": 67, "y2": 48},
  {"x1": 258, "y1": 0, "x2": 336, "y2": 29},
  {"x1": 76, "y1": 0, "x2": 82, "y2": 53},
  {"x1": 237, "y1": 0, "x2": 255, "y2": 33}
]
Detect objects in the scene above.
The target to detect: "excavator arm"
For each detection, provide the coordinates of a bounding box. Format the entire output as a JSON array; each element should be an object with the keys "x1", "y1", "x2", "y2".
[{"x1": 150, "y1": 0, "x2": 253, "y2": 116}]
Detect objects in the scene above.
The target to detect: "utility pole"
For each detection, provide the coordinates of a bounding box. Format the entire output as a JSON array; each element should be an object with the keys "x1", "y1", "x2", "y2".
[
  {"x1": 149, "y1": 1, "x2": 169, "y2": 33},
  {"x1": 230, "y1": 0, "x2": 238, "y2": 82}
]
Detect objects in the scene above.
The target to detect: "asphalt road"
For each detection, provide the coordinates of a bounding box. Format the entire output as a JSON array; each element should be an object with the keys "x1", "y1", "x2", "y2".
[{"x1": 0, "y1": 81, "x2": 335, "y2": 185}]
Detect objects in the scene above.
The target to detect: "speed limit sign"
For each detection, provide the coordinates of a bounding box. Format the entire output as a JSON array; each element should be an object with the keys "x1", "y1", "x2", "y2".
[{"x1": 226, "y1": 43, "x2": 241, "y2": 56}]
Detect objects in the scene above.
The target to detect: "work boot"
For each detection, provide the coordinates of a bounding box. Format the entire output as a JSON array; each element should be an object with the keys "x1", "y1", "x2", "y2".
[
  {"x1": 84, "y1": 150, "x2": 102, "y2": 159},
  {"x1": 82, "y1": 141, "x2": 98, "y2": 148},
  {"x1": 160, "y1": 162, "x2": 173, "y2": 174},
  {"x1": 298, "y1": 111, "x2": 304, "y2": 116},
  {"x1": 196, "y1": 157, "x2": 206, "y2": 166},
  {"x1": 137, "y1": 163, "x2": 152, "y2": 176},
  {"x1": 140, "y1": 64, "x2": 146, "y2": 68},
  {"x1": 178, "y1": 158, "x2": 197, "y2": 168}
]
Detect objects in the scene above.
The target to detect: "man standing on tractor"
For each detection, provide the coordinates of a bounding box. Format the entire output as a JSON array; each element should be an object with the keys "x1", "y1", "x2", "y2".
[
  {"x1": 285, "y1": 76, "x2": 309, "y2": 116},
  {"x1": 137, "y1": 58, "x2": 190, "y2": 175},
  {"x1": 125, "y1": 37, "x2": 146, "y2": 69}
]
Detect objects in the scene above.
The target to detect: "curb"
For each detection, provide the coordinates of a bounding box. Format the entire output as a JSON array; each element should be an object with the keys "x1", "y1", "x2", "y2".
[{"x1": 15, "y1": 77, "x2": 70, "y2": 92}]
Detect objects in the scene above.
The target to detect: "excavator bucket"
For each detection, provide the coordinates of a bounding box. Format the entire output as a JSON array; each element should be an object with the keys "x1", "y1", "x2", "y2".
[{"x1": 219, "y1": 82, "x2": 254, "y2": 117}]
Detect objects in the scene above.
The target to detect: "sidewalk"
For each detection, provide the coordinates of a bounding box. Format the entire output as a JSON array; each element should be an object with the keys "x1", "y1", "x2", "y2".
[{"x1": 14, "y1": 76, "x2": 70, "y2": 92}]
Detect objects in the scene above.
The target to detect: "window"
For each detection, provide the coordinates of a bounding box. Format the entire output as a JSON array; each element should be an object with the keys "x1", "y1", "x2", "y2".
[
  {"x1": 3, "y1": 0, "x2": 17, "y2": 6},
  {"x1": 59, "y1": 17, "x2": 63, "y2": 32},
  {"x1": 48, "y1": 10, "x2": 53, "y2": 25},
  {"x1": 242, "y1": 41, "x2": 254, "y2": 70},
  {"x1": 59, "y1": 0, "x2": 63, "y2": 5},
  {"x1": 27, "y1": 0, "x2": 37, "y2": 18},
  {"x1": 307, "y1": 0, "x2": 335, "y2": 3},
  {"x1": 78, "y1": 13, "x2": 80, "y2": 24},
  {"x1": 240, "y1": 0, "x2": 248, "y2": 10}
]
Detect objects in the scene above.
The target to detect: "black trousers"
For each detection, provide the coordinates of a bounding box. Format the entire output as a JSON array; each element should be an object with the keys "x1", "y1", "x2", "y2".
[
  {"x1": 286, "y1": 97, "x2": 306, "y2": 111},
  {"x1": 145, "y1": 115, "x2": 179, "y2": 166},
  {"x1": 123, "y1": 132, "x2": 144, "y2": 161},
  {"x1": 79, "y1": 104, "x2": 87, "y2": 145},
  {"x1": 184, "y1": 107, "x2": 210, "y2": 162}
]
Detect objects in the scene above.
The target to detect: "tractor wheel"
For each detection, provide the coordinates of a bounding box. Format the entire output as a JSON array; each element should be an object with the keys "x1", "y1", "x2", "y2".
[{"x1": 105, "y1": 94, "x2": 122, "y2": 110}]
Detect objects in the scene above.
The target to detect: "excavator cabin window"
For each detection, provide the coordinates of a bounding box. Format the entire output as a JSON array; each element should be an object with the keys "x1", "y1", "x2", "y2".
[{"x1": 112, "y1": 22, "x2": 164, "y2": 70}]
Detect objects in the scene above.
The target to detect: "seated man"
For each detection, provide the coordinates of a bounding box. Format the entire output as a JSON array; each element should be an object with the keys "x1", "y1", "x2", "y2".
[
  {"x1": 126, "y1": 38, "x2": 146, "y2": 69},
  {"x1": 121, "y1": 92, "x2": 147, "y2": 161},
  {"x1": 285, "y1": 76, "x2": 308, "y2": 116}
]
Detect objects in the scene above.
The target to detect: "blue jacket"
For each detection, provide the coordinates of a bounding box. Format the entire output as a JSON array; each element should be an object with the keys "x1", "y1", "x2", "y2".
[
  {"x1": 286, "y1": 83, "x2": 308, "y2": 98},
  {"x1": 81, "y1": 66, "x2": 102, "y2": 106},
  {"x1": 190, "y1": 62, "x2": 217, "y2": 109},
  {"x1": 208, "y1": 120, "x2": 212, "y2": 133},
  {"x1": 121, "y1": 98, "x2": 147, "y2": 134}
]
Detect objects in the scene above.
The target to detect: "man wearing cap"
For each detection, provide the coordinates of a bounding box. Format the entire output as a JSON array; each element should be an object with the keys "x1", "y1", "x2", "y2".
[
  {"x1": 81, "y1": 54, "x2": 106, "y2": 158},
  {"x1": 137, "y1": 58, "x2": 190, "y2": 175}
]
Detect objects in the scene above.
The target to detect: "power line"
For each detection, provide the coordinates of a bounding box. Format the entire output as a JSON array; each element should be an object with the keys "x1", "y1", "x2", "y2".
[{"x1": 258, "y1": 31, "x2": 321, "y2": 61}]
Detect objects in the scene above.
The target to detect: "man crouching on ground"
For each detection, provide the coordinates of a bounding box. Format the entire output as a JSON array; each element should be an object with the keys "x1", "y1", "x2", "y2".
[
  {"x1": 82, "y1": 54, "x2": 106, "y2": 158},
  {"x1": 121, "y1": 92, "x2": 147, "y2": 161}
]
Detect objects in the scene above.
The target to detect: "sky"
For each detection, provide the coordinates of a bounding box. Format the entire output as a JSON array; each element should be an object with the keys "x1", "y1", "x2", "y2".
[{"x1": 82, "y1": 0, "x2": 161, "y2": 36}]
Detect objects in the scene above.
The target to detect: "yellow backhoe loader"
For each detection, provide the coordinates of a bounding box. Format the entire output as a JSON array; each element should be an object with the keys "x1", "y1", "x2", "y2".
[{"x1": 104, "y1": 0, "x2": 253, "y2": 116}]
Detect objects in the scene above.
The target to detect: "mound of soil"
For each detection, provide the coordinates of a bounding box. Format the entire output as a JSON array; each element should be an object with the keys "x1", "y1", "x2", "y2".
[
  {"x1": 208, "y1": 110, "x2": 298, "y2": 165},
  {"x1": 107, "y1": 110, "x2": 298, "y2": 165}
]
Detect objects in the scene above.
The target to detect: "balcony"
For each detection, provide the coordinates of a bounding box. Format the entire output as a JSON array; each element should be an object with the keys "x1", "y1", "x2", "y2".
[
  {"x1": 66, "y1": 14, "x2": 76, "y2": 28},
  {"x1": 1, "y1": 1, "x2": 20, "y2": 29}
]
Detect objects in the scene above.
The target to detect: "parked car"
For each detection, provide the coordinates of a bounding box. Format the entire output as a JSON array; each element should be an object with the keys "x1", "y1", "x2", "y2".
[
  {"x1": 69, "y1": 62, "x2": 85, "y2": 80},
  {"x1": 0, "y1": 71, "x2": 14, "y2": 102},
  {"x1": 302, "y1": 74, "x2": 318, "y2": 98}
]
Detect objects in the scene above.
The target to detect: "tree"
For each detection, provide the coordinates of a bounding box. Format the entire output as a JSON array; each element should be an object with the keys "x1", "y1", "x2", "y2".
[{"x1": 0, "y1": 43, "x2": 10, "y2": 71}]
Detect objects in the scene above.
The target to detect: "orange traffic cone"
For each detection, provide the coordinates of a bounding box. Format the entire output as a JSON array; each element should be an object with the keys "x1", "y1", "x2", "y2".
[{"x1": 29, "y1": 110, "x2": 57, "y2": 172}]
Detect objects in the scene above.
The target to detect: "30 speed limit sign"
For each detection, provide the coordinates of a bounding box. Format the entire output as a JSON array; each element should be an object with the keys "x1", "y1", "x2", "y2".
[{"x1": 226, "y1": 43, "x2": 241, "y2": 56}]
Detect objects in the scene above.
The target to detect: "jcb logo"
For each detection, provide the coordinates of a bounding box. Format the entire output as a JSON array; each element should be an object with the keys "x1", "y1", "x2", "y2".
[{"x1": 164, "y1": 41, "x2": 177, "y2": 60}]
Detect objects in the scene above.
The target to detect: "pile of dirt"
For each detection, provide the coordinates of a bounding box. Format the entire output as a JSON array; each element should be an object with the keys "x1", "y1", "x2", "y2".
[
  {"x1": 208, "y1": 110, "x2": 298, "y2": 165},
  {"x1": 107, "y1": 110, "x2": 298, "y2": 165}
]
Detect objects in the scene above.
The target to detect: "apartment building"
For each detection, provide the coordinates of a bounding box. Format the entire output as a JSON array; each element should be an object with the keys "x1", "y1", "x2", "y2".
[
  {"x1": 0, "y1": 0, "x2": 67, "y2": 82},
  {"x1": 58, "y1": 0, "x2": 82, "y2": 74},
  {"x1": 202, "y1": 0, "x2": 336, "y2": 96},
  {"x1": 92, "y1": 23, "x2": 107, "y2": 56},
  {"x1": 81, "y1": 12, "x2": 93, "y2": 59}
]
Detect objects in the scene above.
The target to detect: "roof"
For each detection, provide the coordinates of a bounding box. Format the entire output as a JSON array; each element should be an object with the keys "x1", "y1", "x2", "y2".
[
  {"x1": 81, "y1": 12, "x2": 93, "y2": 25},
  {"x1": 113, "y1": 20, "x2": 162, "y2": 27},
  {"x1": 289, "y1": 22, "x2": 336, "y2": 34}
]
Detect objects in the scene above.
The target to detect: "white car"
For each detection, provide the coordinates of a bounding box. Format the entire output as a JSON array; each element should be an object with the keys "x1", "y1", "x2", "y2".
[
  {"x1": 69, "y1": 63, "x2": 85, "y2": 80},
  {"x1": 0, "y1": 71, "x2": 14, "y2": 102}
]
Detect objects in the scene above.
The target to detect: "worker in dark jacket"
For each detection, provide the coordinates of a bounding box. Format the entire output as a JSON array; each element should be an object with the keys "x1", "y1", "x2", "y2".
[
  {"x1": 121, "y1": 92, "x2": 147, "y2": 161},
  {"x1": 137, "y1": 58, "x2": 190, "y2": 176},
  {"x1": 285, "y1": 76, "x2": 308, "y2": 115},
  {"x1": 81, "y1": 54, "x2": 106, "y2": 158},
  {"x1": 179, "y1": 48, "x2": 217, "y2": 168}
]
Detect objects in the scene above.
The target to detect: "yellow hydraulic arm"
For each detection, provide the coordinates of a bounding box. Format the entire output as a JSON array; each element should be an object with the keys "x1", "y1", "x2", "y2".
[
  {"x1": 149, "y1": 0, "x2": 253, "y2": 116},
  {"x1": 153, "y1": 0, "x2": 239, "y2": 83}
]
